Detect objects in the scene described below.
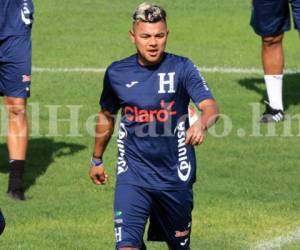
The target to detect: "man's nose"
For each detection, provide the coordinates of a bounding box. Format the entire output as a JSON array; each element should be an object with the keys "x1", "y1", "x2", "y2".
[{"x1": 149, "y1": 36, "x2": 157, "y2": 46}]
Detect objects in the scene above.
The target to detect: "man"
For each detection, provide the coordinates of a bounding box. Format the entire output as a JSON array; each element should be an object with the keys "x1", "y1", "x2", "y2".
[
  {"x1": 90, "y1": 3, "x2": 218, "y2": 250},
  {"x1": 0, "y1": 0, "x2": 34, "y2": 200},
  {"x1": 251, "y1": 0, "x2": 300, "y2": 123},
  {"x1": 0, "y1": 209, "x2": 5, "y2": 235}
]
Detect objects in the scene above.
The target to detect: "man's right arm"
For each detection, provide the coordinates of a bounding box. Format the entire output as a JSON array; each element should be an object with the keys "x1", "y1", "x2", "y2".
[{"x1": 89, "y1": 110, "x2": 115, "y2": 185}]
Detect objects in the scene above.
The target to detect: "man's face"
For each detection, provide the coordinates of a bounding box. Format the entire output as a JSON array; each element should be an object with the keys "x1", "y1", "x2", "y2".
[{"x1": 129, "y1": 20, "x2": 168, "y2": 66}]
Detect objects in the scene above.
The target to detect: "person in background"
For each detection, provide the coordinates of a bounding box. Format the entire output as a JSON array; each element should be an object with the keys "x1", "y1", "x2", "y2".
[
  {"x1": 250, "y1": 0, "x2": 300, "y2": 122},
  {"x1": 0, "y1": 0, "x2": 34, "y2": 200}
]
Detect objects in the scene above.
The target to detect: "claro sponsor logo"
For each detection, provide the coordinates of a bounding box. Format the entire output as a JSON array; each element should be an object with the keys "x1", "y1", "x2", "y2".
[
  {"x1": 175, "y1": 121, "x2": 191, "y2": 182},
  {"x1": 124, "y1": 100, "x2": 176, "y2": 123}
]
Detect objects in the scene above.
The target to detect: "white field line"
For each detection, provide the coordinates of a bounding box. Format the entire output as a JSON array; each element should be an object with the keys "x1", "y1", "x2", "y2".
[
  {"x1": 32, "y1": 67, "x2": 106, "y2": 73},
  {"x1": 32, "y1": 66, "x2": 300, "y2": 74},
  {"x1": 250, "y1": 229, "x2": 300, "y2": 250}
]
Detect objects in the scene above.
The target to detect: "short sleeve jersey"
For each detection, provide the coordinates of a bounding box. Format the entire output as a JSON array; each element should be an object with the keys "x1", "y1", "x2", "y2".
[
  {"x1": 100, "y1": 53, "x2": 214, "y2": 190},
  {"x1": 0, "y1": 0, "x2": 34, "y2": 39}
]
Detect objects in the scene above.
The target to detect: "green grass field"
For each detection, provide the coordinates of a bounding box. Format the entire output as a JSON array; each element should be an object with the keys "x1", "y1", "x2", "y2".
[{"x1": 1, "y1": 0, "x2": 300, "y2": 249}]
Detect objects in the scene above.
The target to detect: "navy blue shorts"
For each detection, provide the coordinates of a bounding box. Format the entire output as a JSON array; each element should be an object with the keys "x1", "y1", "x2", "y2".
[
  {"x1": 114, "y1": 184, "x2": 193, "y2": 250},
  {"x1": 251, "y1": 0, "x2": 300, "y2": 36},
  {"x1": 0, "y1": 36, "x2": 32, "y2": 98}
]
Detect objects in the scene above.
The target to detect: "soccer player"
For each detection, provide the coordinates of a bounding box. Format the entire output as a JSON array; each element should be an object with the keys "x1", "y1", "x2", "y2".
[
  {"x1": 90, "y1": 3, "x2": 218, "y2": 250},
  {"x1": 0, "y1": 0, "x2": 34, "y2": 200},
  {"x1": 251, "y1": 0, "x2": 300, "y2": 122}
]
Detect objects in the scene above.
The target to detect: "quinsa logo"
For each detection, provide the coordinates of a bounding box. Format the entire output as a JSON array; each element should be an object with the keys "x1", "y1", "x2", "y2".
[
  {"x1": 174, "y1": 121, "x2": 191, "y2": 182},
  {"x1": 21, "y1": 1, "x2": 33, "y2": 26},
  {"x1": 117, "y1": 123, "x2": 128, "y2": 175},
  {"x1": 118, "y1": 123, "x2": 127, "y2": 139}
]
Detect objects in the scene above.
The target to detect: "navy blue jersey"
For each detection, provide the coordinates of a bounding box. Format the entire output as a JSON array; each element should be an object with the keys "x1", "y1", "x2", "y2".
[
  {"x1": 100, "y1": 53, "x2": 214, "y2": 190},
  {"x1": 0, "y1": 0, "x2": 34, "y2": 39}
]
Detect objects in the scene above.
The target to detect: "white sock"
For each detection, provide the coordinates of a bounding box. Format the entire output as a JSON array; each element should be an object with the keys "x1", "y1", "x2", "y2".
[{"x1": 264, "y1": 75, "x2": 283, "y2": 110}]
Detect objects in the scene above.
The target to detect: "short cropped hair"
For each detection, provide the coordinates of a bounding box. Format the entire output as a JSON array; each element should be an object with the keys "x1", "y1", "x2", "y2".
[{"x1": 132, "y1": 2, "x2": 167, "y2": 23}]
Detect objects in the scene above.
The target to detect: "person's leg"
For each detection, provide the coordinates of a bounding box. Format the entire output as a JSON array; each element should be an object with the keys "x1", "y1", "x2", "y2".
[
  {"x1": 147, "y1": 189, "x2": 193, "y2": 250},
  {"x1": 250, "y1": 0, "x2": 289, "y2": 122},
  {"x1": 262, "y1": 34, "x2": 284, "y2": 75},
  {"x1": 5, "y1": 96, "x2": 28, "y2": 200},
  {"x1": 114, "y1": 185, "x2": 151, "y2": 250},
  {"x1": 262, "y1": 33, "x2": 284, "y2": 111},
  {"x1": 0, "y1": 36, "x2": 31, "y2": 200},
  {"x1": 5, "y1": 96, "x2": 28, "y2": 159}
]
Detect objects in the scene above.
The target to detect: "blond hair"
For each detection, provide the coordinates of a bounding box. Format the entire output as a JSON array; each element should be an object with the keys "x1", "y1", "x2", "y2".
[{"x1": 132, "y1": 2, "x2": 166, "y2": 23}]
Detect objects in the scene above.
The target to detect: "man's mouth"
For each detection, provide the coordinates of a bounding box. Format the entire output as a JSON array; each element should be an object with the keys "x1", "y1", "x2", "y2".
[{"x1": 147, "y1": 49, "x2": 159, "y2": 56}]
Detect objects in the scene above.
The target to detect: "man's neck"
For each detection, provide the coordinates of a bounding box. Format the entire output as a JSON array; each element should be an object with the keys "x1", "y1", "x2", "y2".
[{"x1": 137, "y1": 53, "x2": 165, "y2": 67}]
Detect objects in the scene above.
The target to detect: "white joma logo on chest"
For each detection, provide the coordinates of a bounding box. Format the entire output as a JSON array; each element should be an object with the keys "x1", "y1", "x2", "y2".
[
  {"x1": 126, "y1": 81, "x2": 139, "y2": 88},
  {"x1": 158, "y1": 72, "x2": 175, "y2": 94}
]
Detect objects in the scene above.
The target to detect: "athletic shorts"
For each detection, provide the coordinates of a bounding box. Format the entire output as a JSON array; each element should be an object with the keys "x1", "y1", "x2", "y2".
[
  {"x1": 251, "y1": 0, "x2": 300, "y2": 36},
  {"x1": 0, "y1": 36, "x2": 32, "y2": 98},
  {"x1": 114, "y1": 184, "x2": 193, "y2": 250}
]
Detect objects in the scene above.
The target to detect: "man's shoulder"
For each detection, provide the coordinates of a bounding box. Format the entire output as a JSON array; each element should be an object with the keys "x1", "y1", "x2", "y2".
[
  {"x1": 164, "y1": 53, "x2": 191, "y2": 64},
  {"x1": 107, "y1": 54, "x2": 137, "y2": 73},
  {"x1": 163, "y1": 53, "x2": 195, "y2": 73}
]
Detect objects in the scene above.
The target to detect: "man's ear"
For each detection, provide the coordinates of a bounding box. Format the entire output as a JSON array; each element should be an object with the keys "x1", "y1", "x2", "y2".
[{"x1": 129, "y1": 30, "x2": 135, "y2": 44}]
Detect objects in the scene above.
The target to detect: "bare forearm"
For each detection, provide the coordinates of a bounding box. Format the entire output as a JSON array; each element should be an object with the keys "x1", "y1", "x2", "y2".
[
  {"x1": 198, "y1": 99, "x2": 219, "y2": 129},
  {"x1": 93, "y1": 111, "x2": 115, "y2": 158},
  {"x1": 186, "y1": 99, "x2": 218, "y2": 145}
]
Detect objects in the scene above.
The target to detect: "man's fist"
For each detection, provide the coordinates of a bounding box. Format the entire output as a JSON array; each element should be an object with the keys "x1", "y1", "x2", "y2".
[{"x1": 89, "y1": 165, "x2": 108, "y2": 185}]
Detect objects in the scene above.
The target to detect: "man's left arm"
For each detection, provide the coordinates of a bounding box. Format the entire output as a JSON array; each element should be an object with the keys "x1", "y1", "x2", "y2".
[{"x1": 185, "y1": 99, "x2": 219, "y2": 145}]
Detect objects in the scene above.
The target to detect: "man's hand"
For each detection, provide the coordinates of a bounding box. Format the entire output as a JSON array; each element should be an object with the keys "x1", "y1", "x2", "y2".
[
  {"x1": 185, "y1": 121, "x2": 205, "y2": 145},
  {"x1": 89, "y1": 165, "x2": 108, "y2": 185},
  {"x1": 185, "y1": 99, "x2": 219, "y2": 145},
  {"x1": 90, "y1": 110, "x2": 115, "y2": 185}
]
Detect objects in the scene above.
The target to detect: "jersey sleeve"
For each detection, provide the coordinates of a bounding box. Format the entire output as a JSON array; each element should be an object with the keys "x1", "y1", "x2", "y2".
[
  {"x1": 99, "y1": 70, "x2": 120, "y2": 114},
  {"x1": 182, "y1": 59, "x2": 214, "y2": 106}
]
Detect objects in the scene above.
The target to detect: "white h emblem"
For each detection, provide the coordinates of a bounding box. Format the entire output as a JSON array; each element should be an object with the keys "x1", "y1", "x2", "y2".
[
  {"x1": 115, "y1": 227, "x2": 122, "y2": 242},
  {"x1": 158, "y1": 72, "x2": 176, "y2": 94}
]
